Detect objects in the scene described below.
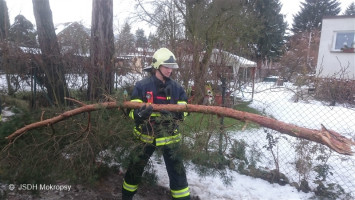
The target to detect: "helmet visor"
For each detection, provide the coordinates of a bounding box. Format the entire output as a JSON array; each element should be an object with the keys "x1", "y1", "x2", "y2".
[
  {"x1": 161, "y1": 63, "x2": 179, "y2": 69},
  {"x1": 143, "y1": 66, "x2": 153, "y2": 72}
]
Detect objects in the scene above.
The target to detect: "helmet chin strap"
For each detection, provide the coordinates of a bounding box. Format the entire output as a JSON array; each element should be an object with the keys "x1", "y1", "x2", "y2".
[{"x1": 158, "y1": 68, "x2": 170, "y2": 81}]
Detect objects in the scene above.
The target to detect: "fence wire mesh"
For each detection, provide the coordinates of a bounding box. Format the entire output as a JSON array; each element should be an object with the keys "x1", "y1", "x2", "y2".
[{"x1": 227, "y1": 78, "x2": 355, "y2": 199}]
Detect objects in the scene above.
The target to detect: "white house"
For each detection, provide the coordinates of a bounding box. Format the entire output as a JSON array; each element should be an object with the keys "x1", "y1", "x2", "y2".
[{"x1": 316, "y1": 16, "x2": 355, "y2": 80}]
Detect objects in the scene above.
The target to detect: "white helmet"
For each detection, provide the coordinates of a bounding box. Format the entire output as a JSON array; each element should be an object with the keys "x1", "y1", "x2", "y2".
[{"x1": 151, "y1": 48, "x2": 178, "y2": 69}]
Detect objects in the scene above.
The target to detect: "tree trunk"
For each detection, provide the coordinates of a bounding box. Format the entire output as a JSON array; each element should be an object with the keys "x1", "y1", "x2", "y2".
[
  {"x1": 32, "y1": 0, "x2": 68, "y2": 106},
  {"x1": 6, "y1": 101, "x2": 355, "y2": 155},
  {"x1": 87, "y1": 0, "x2": 114, "y2": 101},
  {"x1": 0, "y1": 0, "x2": 9, "y2": 40},
  {"x1": 0, "y1": 0, "x2": 14, "y2": 96}
]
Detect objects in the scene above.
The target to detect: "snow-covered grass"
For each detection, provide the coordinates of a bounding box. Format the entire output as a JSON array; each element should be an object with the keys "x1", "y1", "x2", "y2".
[
  {"x1": 154, "y1": 158, "x2": 314, "y2": 200},
  {"x1": 152, "y1": 81, "x2": 355, "y2": 200},
  {"x1": 247, "y1": 82, "x2": 355, "y2": 135}
]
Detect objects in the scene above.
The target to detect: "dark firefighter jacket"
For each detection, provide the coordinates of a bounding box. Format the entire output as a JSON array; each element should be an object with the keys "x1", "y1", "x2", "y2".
[{"x1": 129, "y1": 75, "x2": 188, "y2": 146}]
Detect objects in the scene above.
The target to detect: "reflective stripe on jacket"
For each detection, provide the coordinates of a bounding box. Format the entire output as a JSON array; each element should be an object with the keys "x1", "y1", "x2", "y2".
[{"x1": 129, "y1": 75, "x2": 188, "y2": 145}]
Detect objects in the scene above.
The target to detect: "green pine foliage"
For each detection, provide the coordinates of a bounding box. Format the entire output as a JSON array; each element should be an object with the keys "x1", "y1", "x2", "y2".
[
  {"x1": 8, "y1": 15, "x2": 38, "y2": 47},
  {"x1": 0, "y1": 105, "x2": 135, "y2": 185},
  {"x1": 344, "y1": 2, "x2": 355, "y2": 16},
  {"x1": 253, "y1": 0, "x2": 287, "y2": 61},
  {"x1": 292, "y1": 0, "x2": 341, "y2": 33}
]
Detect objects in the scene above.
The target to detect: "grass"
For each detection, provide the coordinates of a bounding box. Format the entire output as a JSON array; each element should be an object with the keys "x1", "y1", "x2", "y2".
[
  {"x1": 177, "y1": 103, "x2": 262, "y2": 172},
  {"x1": 1, "y1": 94, "x2": 30, "y2": 112},
  {"x1": 233, "y1": 101, "x2": 261, "y2": 115},
  {"x1": 182, "y1": 102, "x2": 262, "y2": 133}
]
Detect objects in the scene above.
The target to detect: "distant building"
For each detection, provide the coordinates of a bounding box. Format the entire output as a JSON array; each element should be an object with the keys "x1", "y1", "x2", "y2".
[
  {"x1": 316, "y1": 15, "x2": 355, "y2": 80},
  {"x1": 115, "y1": 48, "x2": 154, "y2": 75}
]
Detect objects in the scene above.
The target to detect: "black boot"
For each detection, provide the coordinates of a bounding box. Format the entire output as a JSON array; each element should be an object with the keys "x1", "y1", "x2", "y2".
[
  {"x1": 122, "y1": 193, "x2": 134, "y2": 200},
  {"x1": 122, "y1": 188, "x2": 135, "y2": 200}
]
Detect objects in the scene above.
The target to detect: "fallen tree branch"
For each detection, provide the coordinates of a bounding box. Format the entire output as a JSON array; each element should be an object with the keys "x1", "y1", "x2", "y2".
[
  {"x1": 6, "y1": 101, "x2": 355, "y2": 155},
  {"x1": 65, "y1": 97, "x2": 91, "y2": 132}
]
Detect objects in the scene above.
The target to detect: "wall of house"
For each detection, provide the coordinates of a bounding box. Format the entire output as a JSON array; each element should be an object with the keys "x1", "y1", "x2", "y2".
[{"x1": 316, "y1": 16, "x2": 355, "y2": 80}]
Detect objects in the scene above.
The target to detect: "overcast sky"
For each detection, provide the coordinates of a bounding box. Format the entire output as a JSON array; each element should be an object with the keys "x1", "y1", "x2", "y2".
[{"x1": 5, "y1": 0, "x2": 355, "y2": 33}]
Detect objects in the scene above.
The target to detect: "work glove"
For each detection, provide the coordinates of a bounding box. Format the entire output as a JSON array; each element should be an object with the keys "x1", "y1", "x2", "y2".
[{"x1": 135, "y1": 104, "x2": 153, "y2": 120}]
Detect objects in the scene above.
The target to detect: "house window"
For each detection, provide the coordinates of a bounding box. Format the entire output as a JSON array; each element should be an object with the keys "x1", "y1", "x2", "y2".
[{"x1": 334, "y1": 31, "x2": 355, "y2": 50}]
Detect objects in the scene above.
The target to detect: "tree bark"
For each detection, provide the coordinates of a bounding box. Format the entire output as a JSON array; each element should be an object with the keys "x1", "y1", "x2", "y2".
[
  {"x1": 6, "y1": 101, "x2": 355, "y2": 155},
  {"x1": 32, "y1": 0, "x2": 68, "y2": 106},
  {"x1": 0, "y1": 0, "x2": 9, "y2": 40},
  {"x1": 0, "y1": 0, "x2": 15, "y2": 96},
  {"x1": 87, "y1": 0, "x2": 114, "y2": 101}
]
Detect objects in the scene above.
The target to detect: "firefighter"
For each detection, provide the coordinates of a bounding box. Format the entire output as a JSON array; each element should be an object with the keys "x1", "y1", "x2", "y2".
[{"x1": 122, "y1": 48, "x2": 190, "y2": 200}]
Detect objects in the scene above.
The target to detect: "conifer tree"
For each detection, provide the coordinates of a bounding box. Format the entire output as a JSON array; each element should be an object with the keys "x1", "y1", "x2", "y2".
[
  {"x1": 56, "y1": 22, "x2": 90, "y2": 55},
  {"x1": 253, "y1": 0, "x2": 287, "y2": 69},
  {"x1": 116, "y1": 22, "x2": 135, "y2": 56},
  {"x1": 8, "y1": 15, "x2": 37, "y2": 47},
  {"x1": 292, "y1": 0, "x2": 341, "y2": 33},
  {"x1": 344, "y1": 2, "x2": 355, "y2": 15},
  {"x1": 147, "y1": 33, "x2": 161, "y2": 50},
  {"x1": 135, "y1": 28, "x2": 148, "y2": 49}
]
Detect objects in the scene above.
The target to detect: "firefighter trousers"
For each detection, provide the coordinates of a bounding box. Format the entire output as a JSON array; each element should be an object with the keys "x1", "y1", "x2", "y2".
[{"x1": 122, "y1": 142, "x2": 190, "y2": 200}]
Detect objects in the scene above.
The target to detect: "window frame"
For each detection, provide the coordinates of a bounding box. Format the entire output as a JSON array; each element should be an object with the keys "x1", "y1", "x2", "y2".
[{"x1": 332, "y1": 31, "x2": 355, "y2": 52}]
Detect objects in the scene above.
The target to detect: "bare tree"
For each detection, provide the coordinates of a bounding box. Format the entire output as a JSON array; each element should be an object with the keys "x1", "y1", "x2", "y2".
[
  {"x1": 135, "y1": 0, "x2": 185, "y2": 50},
  {"x1": 280, "y1": 30, "x2": 320, "y2": 82},
  {"x1": 32, "y1": 0, "x2": 69, "y2": 106},
  {"x1": 134, "y1": 0, "x2": 260, "y2": 103},
  {"x1": 87, "y1": 0, "x2": 114, "y2": 101},
  {"x1": 177, "y1": 0, "x2": 247, "y2": 103}
]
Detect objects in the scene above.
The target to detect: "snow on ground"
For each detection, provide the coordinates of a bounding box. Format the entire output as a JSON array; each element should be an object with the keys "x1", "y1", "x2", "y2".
[
  {"x1": 153, "y1": 157, "x2": 313, "y2": 200},
  {"x1": 151, "y1": 81, "x2": 355, "y2": 200},
  {"x1": 0, "y1": 107, "x2": 15, "y2": 122},
  {"x1": 247, "y1": 82, "x2": 355, "y2": 135}
]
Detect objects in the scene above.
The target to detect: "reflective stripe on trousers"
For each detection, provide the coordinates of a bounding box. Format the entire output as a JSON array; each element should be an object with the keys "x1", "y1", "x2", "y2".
[
  {"x1": 171, "y1": 187, "x2": 190, "y2": 199},
  {"x1": 123, "y1": 180, "x2": 138, "y2": 192},
  {"x1": 133, "y1": 127, "x2": 154, "y2": 143},
  {"x1": 133, "y1": 127, "x2": 181, "y2": 146},
  {"x1": 155, "y1": 134, "x2": 181, "y2": 146}
]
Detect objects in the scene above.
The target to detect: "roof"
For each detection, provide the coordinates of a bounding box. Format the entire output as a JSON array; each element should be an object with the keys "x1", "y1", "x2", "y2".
[
  {"x1": 210, "y1": 49, "x2": 256, "y2": 68},
  {"x1": 322, "y1": 15, "x2": 355, "y2": 20}
]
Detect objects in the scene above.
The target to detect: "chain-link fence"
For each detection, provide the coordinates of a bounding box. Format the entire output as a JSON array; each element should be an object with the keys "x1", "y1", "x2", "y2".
[
  {"x1": 1, "y1": 70, "x2": 354, "y2": 199},
  {"x1": 228, "y1": 77, "x2": 355, "y2": 199}
]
